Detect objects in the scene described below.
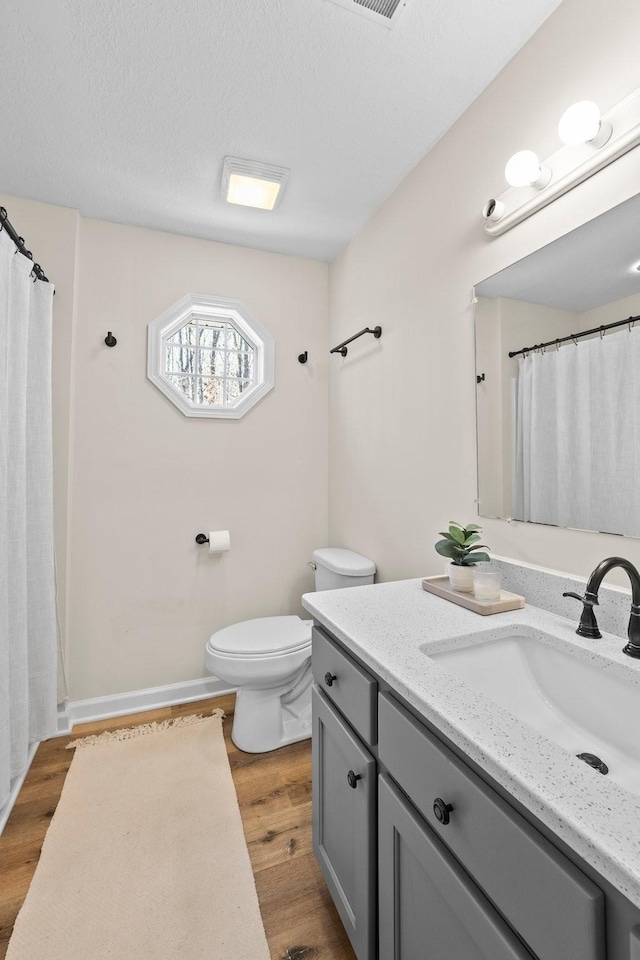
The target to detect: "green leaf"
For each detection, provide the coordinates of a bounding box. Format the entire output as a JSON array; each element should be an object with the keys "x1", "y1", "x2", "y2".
[
  {"x1": 464, "y1": 552, "x2": 491, "y2": 565},
  {"x1": 465, "y1": 523, "x2": 482, "y2": 532},
  {"x1": 448, "y1": 521, "x2": 463, "y2": 528},
  {"x1": 448, "y1": 525, "x2": 465, "y2": 545},
  {"x1": 435, "y1": 540, "x2": 462, "y2": 560},
  {"x1": 438, "y1": 532, "x2": 455, "y2": 541},
  {"x1": 463, "y1": 533, "x2": 481, "y2": 546}
]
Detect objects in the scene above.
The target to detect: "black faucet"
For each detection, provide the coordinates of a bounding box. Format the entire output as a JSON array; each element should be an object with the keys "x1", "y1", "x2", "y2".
[{"x1": 563, "y1": 556, "x2": 640, "y2": 658}]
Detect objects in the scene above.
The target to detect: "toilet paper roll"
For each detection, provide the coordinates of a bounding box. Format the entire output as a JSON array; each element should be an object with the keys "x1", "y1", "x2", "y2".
[{"x1": 208, "y1": 530, "x2": 230, "y2": 555}]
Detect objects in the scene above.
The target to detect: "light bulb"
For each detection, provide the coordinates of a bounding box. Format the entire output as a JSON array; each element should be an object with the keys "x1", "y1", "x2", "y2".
[
  {"x1": 558, "y1": 100, "x2": 612, "y2": 148},
  {"x1": 504, "y1": 151, "x2": 550, "y2": 189},
  {"x1": 558, "y1": 101, "x2": 600, "y2": 145}
]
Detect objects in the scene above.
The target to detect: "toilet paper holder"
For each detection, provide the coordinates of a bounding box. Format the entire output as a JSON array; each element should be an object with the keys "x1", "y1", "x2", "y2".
[{"x1": 195, "y1": 533, "x2": 210, "y2": 545}]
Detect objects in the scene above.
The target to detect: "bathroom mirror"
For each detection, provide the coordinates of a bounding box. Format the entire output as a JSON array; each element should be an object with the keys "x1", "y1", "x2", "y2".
[{"x1": 475, "y1": 191, "x2": 640, "y2": 538}]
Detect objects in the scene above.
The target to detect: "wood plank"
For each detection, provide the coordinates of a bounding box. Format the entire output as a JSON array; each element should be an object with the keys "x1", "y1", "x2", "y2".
[{"x1": 0, "y1": 694, "x2": 355, "y2": 960}]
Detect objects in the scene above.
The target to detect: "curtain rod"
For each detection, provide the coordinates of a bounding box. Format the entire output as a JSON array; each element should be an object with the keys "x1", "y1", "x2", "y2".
[
  {"x1": 0, "y1": 207, "x2": 50, "y2": 283},
  {"x1": 508, "y1": 313, "x2": 640, "y2": 358}
]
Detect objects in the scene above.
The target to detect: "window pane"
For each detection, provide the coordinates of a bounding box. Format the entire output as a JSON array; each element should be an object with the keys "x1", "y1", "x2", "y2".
[
  {"x1": 198, "y1": 378, "x2": 224, "y2": 405},
  {"x1": 166, "y1": 375, "x2": 194, "y2": 402},
  {"x1": 226, "y1": 351, "x2": 254, "y2": 380},
  {"x1": 226, "y1": 327, "x2": 252, "y2": 352},
  {"x1": 166, "y1": 344, "x2": 195, "y2": 374},
  {"x1": 198, "y1": 349, "x2": 226, "y2": 376},
  {"x1": 167, "y1": 323, "x2": 197, "y2": 345},
  {"x1": 226, "y1": 379, "x2": 252, "y2": 403},
  {"x1": 198, "y1": 321, "x2": 227, "y2": 349}
]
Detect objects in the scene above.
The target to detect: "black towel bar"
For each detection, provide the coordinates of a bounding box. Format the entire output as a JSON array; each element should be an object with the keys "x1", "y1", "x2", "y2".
[{"x1": 330, "y1": 326, "x2": 382, "y2": 357}]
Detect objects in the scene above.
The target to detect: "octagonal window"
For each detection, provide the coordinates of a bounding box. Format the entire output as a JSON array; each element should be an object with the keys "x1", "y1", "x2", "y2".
[{"x1": 147, "y1": 294, "x2": 275, "y2": 419}]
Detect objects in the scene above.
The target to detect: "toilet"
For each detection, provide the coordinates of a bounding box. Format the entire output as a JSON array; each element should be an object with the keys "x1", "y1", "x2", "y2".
[{"x1": 205, "y1": 547, "x2": 376, "y2": 753}]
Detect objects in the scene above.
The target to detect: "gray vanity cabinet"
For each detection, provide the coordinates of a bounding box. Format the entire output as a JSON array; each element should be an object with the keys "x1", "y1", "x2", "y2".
[
  {"x1": 378, "y1": 774, "x2": 535, "y2": 960},
  {"x1": 378, "y1": 692, "x2": 605, "y2": 960},
  {"x1": 311, "y1": 625, "x2": 621, "y2": 960},
  {"x1": 312, "y1": 686, "x2": 376, "y2": 960}
]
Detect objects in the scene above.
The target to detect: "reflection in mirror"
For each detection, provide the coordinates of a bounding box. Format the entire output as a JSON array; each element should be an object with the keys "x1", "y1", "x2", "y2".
[{"x1": 475, "y1": 192, "x2": 640, "y2": 538}]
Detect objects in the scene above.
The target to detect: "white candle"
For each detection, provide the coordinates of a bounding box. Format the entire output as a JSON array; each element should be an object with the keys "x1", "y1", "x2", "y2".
[{"x1": 473, "y1": 570, "x2": 501, "y2": 601}]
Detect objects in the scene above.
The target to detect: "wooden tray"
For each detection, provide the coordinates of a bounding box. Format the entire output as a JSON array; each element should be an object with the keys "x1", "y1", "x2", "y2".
[{"x1": 421, "y1": 575, "x2": 525, "y2": 615}]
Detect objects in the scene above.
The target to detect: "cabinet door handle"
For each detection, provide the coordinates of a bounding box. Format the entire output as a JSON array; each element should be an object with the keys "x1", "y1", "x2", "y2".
[
  {"x1": 347, "y1": 770, "x2": 362, "y2": 789},
  {"x1": 324, "y1": 672, "x2": 337, "y2": 687},
  {"x1": 433, "y1": 797, "x2": 453, "y2": 825}
]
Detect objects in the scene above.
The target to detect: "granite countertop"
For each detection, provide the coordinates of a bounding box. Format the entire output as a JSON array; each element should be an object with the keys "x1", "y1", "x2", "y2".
[{"x1": 302, "y1": 578, "x2": 640, "y2": 907}]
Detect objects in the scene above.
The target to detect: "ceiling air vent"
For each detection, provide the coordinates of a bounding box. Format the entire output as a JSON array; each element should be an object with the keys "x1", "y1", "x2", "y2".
[{"x1": 326, "y1": 0, "x2": 408, "y2": 29}]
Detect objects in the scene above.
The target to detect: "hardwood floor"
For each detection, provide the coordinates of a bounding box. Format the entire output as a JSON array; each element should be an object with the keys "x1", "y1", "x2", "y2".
[{"x1": 0, "y1": 695, "x2": 355, "y2": 960}]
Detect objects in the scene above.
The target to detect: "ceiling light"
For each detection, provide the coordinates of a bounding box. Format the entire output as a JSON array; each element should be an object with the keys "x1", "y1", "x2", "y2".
[
  {"x1": 504, "y1": 151, "x2": 551, "y2": 189},
  {"x1": 558, "y1": 100, "x2": 612, "y2": 148},
  {"x1": 227, "y1": 175, "x2": 281, "y2": 210},
  {"x1": 222, "y1": 158, "x2": 290, "y2": 211}
]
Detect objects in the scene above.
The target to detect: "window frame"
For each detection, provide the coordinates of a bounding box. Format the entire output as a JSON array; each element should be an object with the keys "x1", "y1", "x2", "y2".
[{"x1": 147, "y1": 293, "x2": 275, "y2": 419}]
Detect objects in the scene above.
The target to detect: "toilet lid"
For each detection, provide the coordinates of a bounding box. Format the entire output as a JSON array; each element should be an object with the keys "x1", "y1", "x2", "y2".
[{"x1": 207, "y1": 616, "x2": 312, "y2": 656}]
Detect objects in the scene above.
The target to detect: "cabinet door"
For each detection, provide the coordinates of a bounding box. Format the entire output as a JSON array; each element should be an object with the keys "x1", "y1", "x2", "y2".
[
  {"x1": 379, "y1": 775, "x2": 535, "y2": 960},
  {"x1": 312, "y1": 687, "x2": 376, "y2": 960},
  {"x1": 379, "y1": 692, "x2": 605, "y2": 960}
]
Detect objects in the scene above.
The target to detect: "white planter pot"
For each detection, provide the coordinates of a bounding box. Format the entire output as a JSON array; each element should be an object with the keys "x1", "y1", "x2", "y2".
[{"x1": 448, "y1": 563, "x2": 475, "y2": 593}]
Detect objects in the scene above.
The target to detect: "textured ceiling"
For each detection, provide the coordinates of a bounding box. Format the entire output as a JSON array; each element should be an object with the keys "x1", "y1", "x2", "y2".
[{"x1": 1, "y1": 0, "x2": 563, "y2": 260}]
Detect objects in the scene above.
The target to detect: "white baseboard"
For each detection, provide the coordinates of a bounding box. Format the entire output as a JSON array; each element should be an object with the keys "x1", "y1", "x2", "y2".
[
  {"x1": 56, "y1": 676, "x2": 235, "y2": 735},
  {"x1": 0, "y1": 741, "x2": 39, "y2": 838}
]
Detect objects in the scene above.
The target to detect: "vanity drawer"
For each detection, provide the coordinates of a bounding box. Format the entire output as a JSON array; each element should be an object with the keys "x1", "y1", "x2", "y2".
[
  {"x1": 312, "y1": 626, "x2": 377, "y2": 745},
  {"x1": 378, "y1": 693, "x2": 605, "y2": 960}
]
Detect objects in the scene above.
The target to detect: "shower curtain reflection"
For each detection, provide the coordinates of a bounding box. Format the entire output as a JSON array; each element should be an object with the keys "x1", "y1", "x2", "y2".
[{"x1": 514, "y1": 327, "x2": 640, "y2": 536}]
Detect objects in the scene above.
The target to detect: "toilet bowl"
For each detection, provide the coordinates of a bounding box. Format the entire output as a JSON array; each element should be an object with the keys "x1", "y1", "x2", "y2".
[
  {"x1": 206, "y1": 616, "x2": 313, "y2": 753},
  {"x1": 205, "y1": 547, "x2": 375, "y2": 753}
]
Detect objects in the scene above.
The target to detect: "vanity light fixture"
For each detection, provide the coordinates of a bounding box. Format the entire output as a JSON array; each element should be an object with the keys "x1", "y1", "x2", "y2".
[
  {"x1": 483, "y1": 84, "x2": 640, "y2": 237},
  {"x1": 481, "y1": 198, "x2": 505, "y2": 224},
  {"x1": 557, "y1": 100, "x2": 612, "y2": 148},
  {"x1": 504, "y1": 150, "x2": 551, "y2": 189},
  {"x1": 222, "y1": 157, "x2": 290, "y2": 211}
]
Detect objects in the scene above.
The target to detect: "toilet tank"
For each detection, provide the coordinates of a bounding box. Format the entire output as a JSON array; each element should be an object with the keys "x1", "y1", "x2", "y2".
[{"x1": 312, "y1": 548, "x2": 376, "y2": 591}]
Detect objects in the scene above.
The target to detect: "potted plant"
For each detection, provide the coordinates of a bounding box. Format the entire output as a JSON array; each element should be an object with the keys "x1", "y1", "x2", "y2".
[{"x1": 435, "y1": 521, "x2": 490, "y2": 592}]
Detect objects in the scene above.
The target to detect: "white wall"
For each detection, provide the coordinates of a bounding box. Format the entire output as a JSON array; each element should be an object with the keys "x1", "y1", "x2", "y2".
[
  {"x1": 0, "y1": 198, "x2": 328, "y2": 700},
  {"x1": 328, "y1": 0, "x2": 640, "y2": 587},
  {"x1": 66, "y1": 219, "x2": 328, "y2": 699}
]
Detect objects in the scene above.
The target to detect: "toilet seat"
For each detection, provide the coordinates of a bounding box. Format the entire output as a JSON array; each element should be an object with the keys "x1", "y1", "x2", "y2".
[{"x1": 207, "y1": 615, "x2": 311, "y2": 658}]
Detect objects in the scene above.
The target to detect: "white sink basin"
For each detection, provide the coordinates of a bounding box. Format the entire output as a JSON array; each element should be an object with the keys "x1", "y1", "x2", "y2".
[{"x1": 429, "y1": 630, "x2": 640, "y2": 796}]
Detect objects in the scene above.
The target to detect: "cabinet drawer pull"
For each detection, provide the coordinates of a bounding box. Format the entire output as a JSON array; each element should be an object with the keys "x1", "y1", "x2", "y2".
[
  {"x1": 433, "y1": 797, "x2": 453, "y2": 825},
  {"x1": 347, "y1": 770, "x2": 362, "y2": 789},
  {"x1": 324, "y1": 672, "x2": 337, "y2": 687}
]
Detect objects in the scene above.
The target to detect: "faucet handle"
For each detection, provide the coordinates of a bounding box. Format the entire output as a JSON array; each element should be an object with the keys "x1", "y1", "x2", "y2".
[{"x1": 562, "y1": 592, "x2": 602, "y2": 639}]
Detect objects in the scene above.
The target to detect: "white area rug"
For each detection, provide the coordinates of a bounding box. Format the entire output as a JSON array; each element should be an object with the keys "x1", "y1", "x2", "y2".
[{"x1": 7, "y1": 711, "x2": 270, "y2": 960}]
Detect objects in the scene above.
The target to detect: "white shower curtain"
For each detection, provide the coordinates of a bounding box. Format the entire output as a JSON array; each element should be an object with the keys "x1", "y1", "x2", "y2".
[
  {"x1": 514, "y1": 326, "x2": 640, "y2": 536},
  {"x1": 0, "y1": 230, "x2": 58, "y2": 811}
]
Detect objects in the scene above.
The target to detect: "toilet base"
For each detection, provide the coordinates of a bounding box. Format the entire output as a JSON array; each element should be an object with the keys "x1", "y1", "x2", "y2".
[{"x1": 231, "y1": 664, "x2": 312, "y2": 753}]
